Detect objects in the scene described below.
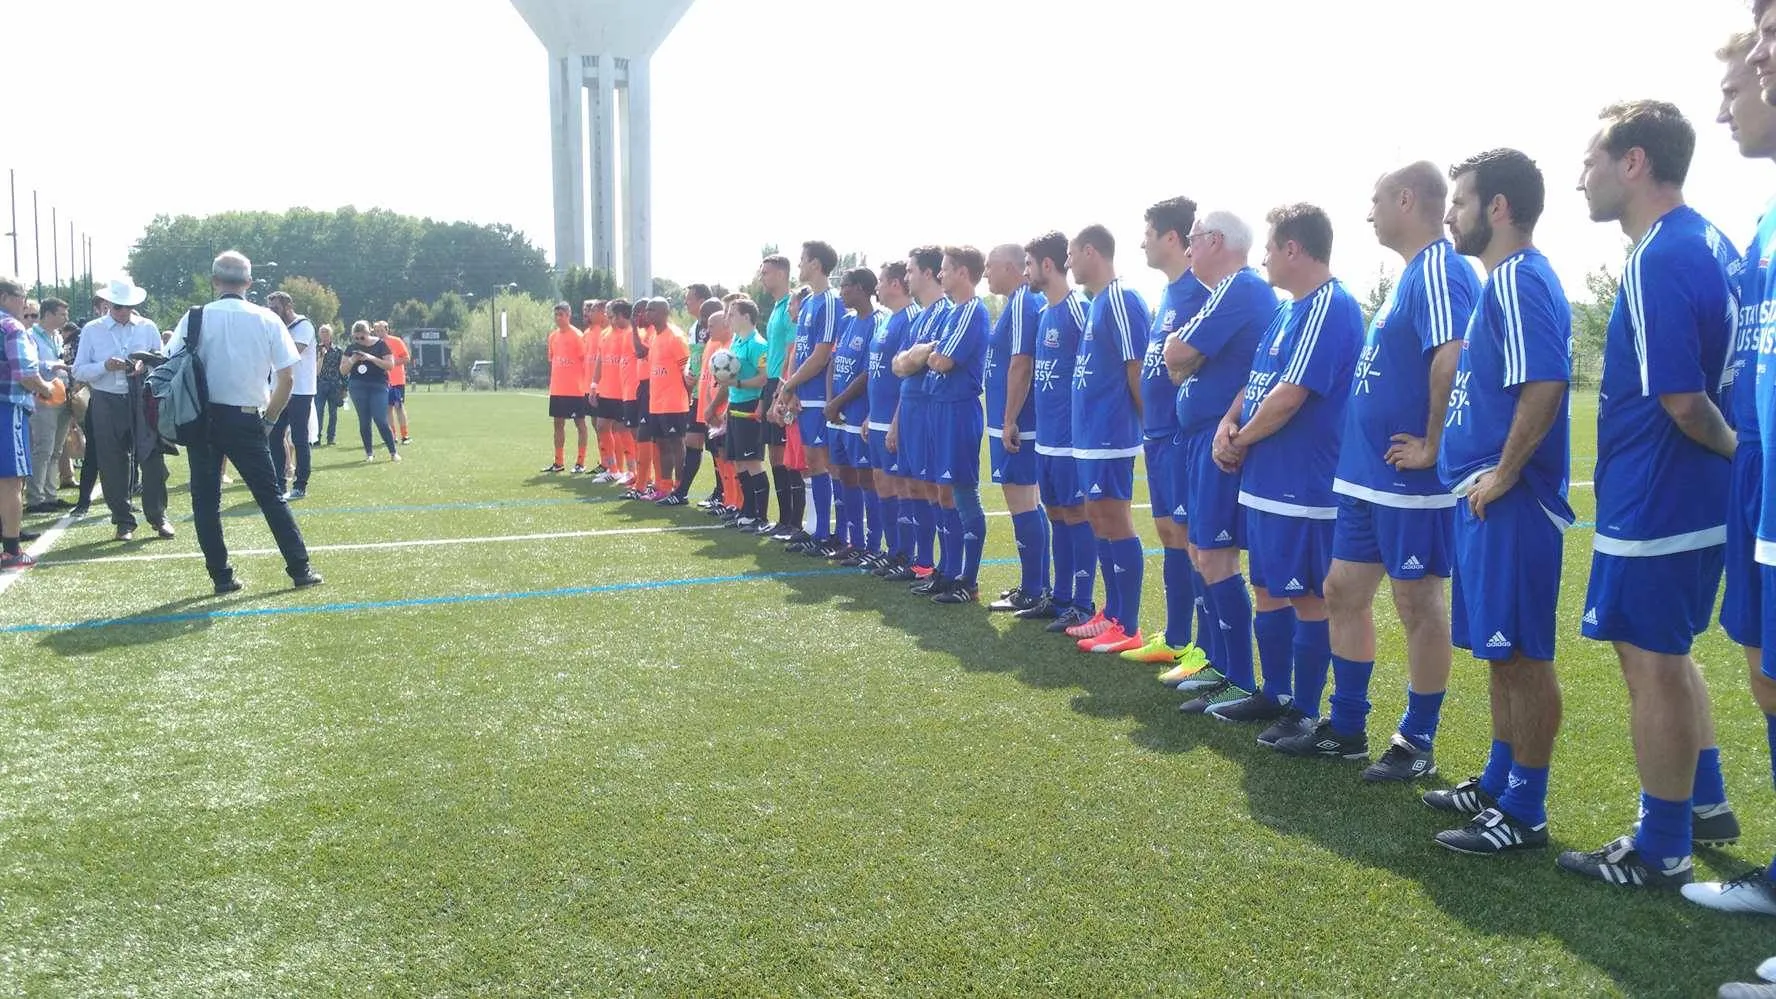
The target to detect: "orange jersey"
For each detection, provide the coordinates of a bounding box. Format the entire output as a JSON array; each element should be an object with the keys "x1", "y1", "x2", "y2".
[
  {"x1": 621, "y1": 327, "x2": 652, "y2": 401},
  {"x1": 583, "y1": 320, "x2": 607, "y2": 394},
  {"x1": 547, "y1": 327, "x2": 590, "y2": 396},
  {"x1": 386, "y1": 335, "x2": 410, "y2": 387},
  {"x1": 648, "y1": 325, "x2": 690, "y2": 414},
  {"x1": 596, "y1": 326, "x2": 625, "y2": 399},
  {"x1": 698, "y1": 332, "x2": 733, "y2": 424}
]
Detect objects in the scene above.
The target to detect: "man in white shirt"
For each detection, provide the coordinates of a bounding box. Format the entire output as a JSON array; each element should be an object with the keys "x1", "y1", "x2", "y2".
[
  {"x1": 72, "y1": 278, "x2": 170, "y2": 541},
  {"x1": 165, "y1": 251, "x2": 321, "y2": 594},
  {"x1": 264, "y1": 291, "x2": 316, "y2": 500}
]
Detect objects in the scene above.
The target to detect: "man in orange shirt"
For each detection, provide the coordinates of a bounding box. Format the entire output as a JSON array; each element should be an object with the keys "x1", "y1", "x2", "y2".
[
  {"x1": 542, "y1": 302, "x2": 592, "y2": 473},
  {"x1": 378, "y1": 321, "x2": 413, "y2": 444},
  {"x1": 623, "y1": 301, "x2": 658, "y2": 497},
  {"x1": 579, "y1": 299, "x2": 613, "y2": 476},
  {"x1": 592, "y1": 301, "x2": 630, "y2": 484},
  {"x1": 640, "y1": 298, "x2": 690, "y2": 504}
]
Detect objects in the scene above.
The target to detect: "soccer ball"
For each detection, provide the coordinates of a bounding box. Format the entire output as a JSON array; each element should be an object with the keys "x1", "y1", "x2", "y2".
[{"x1": 708, "y1": 349, "x2": 740, "y2": 384}]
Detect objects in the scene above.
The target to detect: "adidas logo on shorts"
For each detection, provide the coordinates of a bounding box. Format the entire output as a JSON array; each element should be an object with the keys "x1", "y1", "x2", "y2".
[
  {"x1": 1487, "y1": 631, "x2": 1512, "y2": 649},
  {"x1": 1173, "y1": 505, "x2": 1187, "y2": 516},
  {"x1": 1401, "y1": 555, "x2": 1424, "y2": 572},
  {"x1": 1216, "y1": 530, "x2": 1232, "y2": 542},
  {"x1": 1090, "y1": 484, "x2": 1103, "y2": 495},
  {"x1": 1285, "y1": 577, "x2": 1304, "y2": 592},
  {"x1": 1583, "y1": 607, "x2": 1599, "y2": 626},
  {"x1": 941, "y1": 471, "x2": 953, "y2": 481}
]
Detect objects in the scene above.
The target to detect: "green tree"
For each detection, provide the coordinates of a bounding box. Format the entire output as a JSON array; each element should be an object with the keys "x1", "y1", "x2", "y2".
[
  {"x1": 652, "y1": 276, "x2": 684, "y2": 307},
  {"x1": 1570, "y1": 265, "x2": 1618, "y2": 387},
  {"x1": 277, "y1": 275, "x2": 341, "y2": 328},
  {"x1": 558, "y1": 265, "x2": 620, "y2": 307},
  {"x1": 428, "y1": 291, "x2": 469, "y2": 331},
  {"x1": 1360, "y1": 266, "x2": 1395, "y2": 326},
  {"x1": 450, "y1": 293, "x2": 557, "y2": 388},
  {"x1": 389, "y1": 298, "x2": 430, "y2": 332}
]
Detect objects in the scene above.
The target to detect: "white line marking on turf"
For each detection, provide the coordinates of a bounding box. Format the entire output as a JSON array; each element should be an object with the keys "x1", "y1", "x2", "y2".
[{"x1": 0, "y1": 494, "x2": 92, "y2": 594}]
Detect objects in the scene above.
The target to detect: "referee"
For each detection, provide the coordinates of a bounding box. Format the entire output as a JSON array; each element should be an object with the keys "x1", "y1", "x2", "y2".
[{"x1": 165, "y1": 251, "x2": 322, "y2": 594}]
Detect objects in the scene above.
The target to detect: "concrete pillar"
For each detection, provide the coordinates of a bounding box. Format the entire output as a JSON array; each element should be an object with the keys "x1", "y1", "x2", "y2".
[
  {"x1": 548, "y1": 52, "x2": 587, "y2": 267},
  {"x1": 623, "y1": 57, "x2": 652, "y2": 301},
  {"x1": 590, "y1": 55, "x2": 618, "y2": 278}
]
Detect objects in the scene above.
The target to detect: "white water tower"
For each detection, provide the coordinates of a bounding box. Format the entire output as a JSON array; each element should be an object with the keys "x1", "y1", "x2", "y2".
[{"x1": 509, "y1": 0, "x2": 695, "y2": 299}]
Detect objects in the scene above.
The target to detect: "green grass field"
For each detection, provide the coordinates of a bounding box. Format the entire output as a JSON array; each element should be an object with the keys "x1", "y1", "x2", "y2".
[{"x1": 1, "y1": 389, "x2": 1771, "y2": 997}]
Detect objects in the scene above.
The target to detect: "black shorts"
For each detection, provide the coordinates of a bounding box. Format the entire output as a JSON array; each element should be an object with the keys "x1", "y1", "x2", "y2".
[
  {"x1": 549, "y1": 394, "x2": 591, "y2": 420},
  {"x1": 726, "y1": 401, "x2": 764, "y2": 462},
  {"x1": 760, "y1": 379, "x2": 786, "y2": 446},
  {"x1": 596, "y1": 396, "x2": 623, "y2": 421},
  {"x1": 621, "y1": 399, "x2": 642, "y2": 429},
  {"x1": 688, "y1": 421, "x2": 708, "y2": 438},
  {"x1": 647, "y1": 410, "x2": 688, "y2": 438}
]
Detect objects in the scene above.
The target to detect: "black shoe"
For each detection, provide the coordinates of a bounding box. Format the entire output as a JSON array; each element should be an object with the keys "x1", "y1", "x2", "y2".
[
  {"x1": 881, "y1": 564, "x2": 918, "y2": 582},
  {"x1": 989, "y1": 587, "x2": 1043, "y2": 613},
  {"x1": 1422, "y1": 777, "x2": 1498, "y2": 817},
  {"x1": 1256, "y1": 709, "x2": 1314, "y2": 748},
  {"x1": 291, "y1": 570, "x2": 324, "y2": 589},
  {"x1": 214, "y1": 574, "x2": 243, "y2": 595},
  {"x1": 910, "y1": 575, "x2": 942, "y2": 596},
  {"x1": 933, "y1": 584, "x2": 979, "y2": 605},
  {"x1": 1013, "y1": 595, "x2": 1061, "y2": 620},
  {"x1": 540, "y1": 463, "x2": 565, "y2": 473},
  {"x1": 1363, "y1": 733, "x2": 1438, "y2": 783},
  {"x1": 1691, "y1": 805, "x2": 1743, "y2": 848},
  {"x1": 1179, "y1": 678, "x2": 1243, "y2": 715},
  {"x1": 771, "y1": 526, "x2": 799, "y2": 542},
  {"x1": 24, "y1": 502, "x2": 57, "y2": 514},
  {"x1": 1207, "y1": 692, "x2": 1289, "y2": 725},
  {"x1": 1046, "y1": 607, "x2": 1090, "y2": 633},
  {"x1": 808, "y1": 538, "x2": 840, "y2": 558},
  {"x1": 400, "y1": 436, "x2": 412, "y2": 445},
  {"x1": 1557, "y1": 834, "x2": 1694, "y2": 888},
  {"x1": 1274, "y1": 718, "x2": 1370, "y2": 760},
  {"x1": 18, "y1": 531, "x2": 39, "y2": 543},
  {"x1": 1435, "y1": 807, "x2": 1549, "y2": 856},
  {"x1": 751, "y1": 521, "x2": 777, "y2": 537},
  {"x1": 69, "y1": 504, "x2": 89, "y2": 518}
]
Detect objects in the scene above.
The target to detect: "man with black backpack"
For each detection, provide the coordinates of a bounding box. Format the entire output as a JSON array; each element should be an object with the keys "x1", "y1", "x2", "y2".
[{"x1": 163, "y1": 251, "x2": 321, "y2": 594}]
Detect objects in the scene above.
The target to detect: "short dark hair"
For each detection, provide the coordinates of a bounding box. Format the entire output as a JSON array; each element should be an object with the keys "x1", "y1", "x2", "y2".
[
  {"x1": 761, "y1": 254, "x2": 791, "y2": 274},
  {"x1": 1597, "y1": 100, "x2": 1695, "y2": 187},
  {"x1": 39, "y1": 296, "x2": 67, "y2": 315},
  {"x1": 60, "y1": 321, "x2": 79, "y2": 335},
  {"x1": 840, "y1": 266, "x2": 878, "y2": 297},
  {"x1": 1144, "y1": 197, "x2": 1199, "y2": 245},
  {"x1": 686, "y1": 283, "x2": 712, "y2": 301},
  {"x1": 878, "y1": 260, "x2": 909, "y2": 290},
  {"x1": 699, "y1": 298, "x2": 723, "y2": 321},
  {"x1": 1025, "y1": 231, "x2": 1069, "y2": 273},
  {"x1": 942, "y1": 246, "x2": 986, "y2": 284},
  {"x1": 1072, "y1": 224, "x2": 1115, "y2": 259},
  {"x1": 792, "y1": 284, "x2": 811, "y2": 304},
  {"x1": 801, "y1": 240, "x2": 838, "y2": 277},
  {"x1": 1264, "y1": 204, "x2": 1334, "y2": 264},
  {"x1": 607, "y1": 298, "x2": 632, "y2": 320},
  {"x1": 582, "y1": 298, "x2": 602, "y2": 310},
  {"x1": 908, "y1": 245, "x2": 944, "y2": 280},
  {"x1": 721, "y1": 291, "x2": 745, "y2": 305},
  {"x1": 266, "y1": 291, "x2": 293, "y2": 308},
  {"x1": 554, "y1": 301, "x2": 572, "y2": 312},
  {"x1": 1450, "y1": 148, "x2": 1546, "y2": 232},
  {"x1": 730, "y1": 298, "x2": 760, "y2": 324}
]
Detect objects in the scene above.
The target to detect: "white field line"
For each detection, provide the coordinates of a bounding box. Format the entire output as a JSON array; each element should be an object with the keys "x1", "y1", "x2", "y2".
[{"x1": 0, "y1": 485, "x2": 98, "y2": 595}]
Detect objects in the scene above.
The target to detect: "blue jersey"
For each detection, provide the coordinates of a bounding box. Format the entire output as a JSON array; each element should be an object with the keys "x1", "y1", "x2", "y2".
[
  {"x1": 1141, "y1": 272, "x2": 1211, "y2": 439},
  {"x1": 831, "y1": 309, "x2": 881, "y2": 427},
  {"x1": 791, "y1": 287, "x2": 842, "y2": 403},
  {"x1": 1237, "y1": 280, "x2": 1363, "y2": 515},
  {"x1": 899, "y1": 296, "x2": 952, "y2": 406},
  {"x1": 1335, "y1": 240, "x2": 1479, "y2": 504},
  {"x1": 1438, "y1": 249, "x2": 1572, "y2": 508},
  {"x1": 986, "y1": 285, "x2": 1042, "y2": 432},
  {"x1": 927, "y1": 297, "x2": 989, "y2": 404},
  {"x1": 1593, "y1": 206, "x2": 1736, "y2": 551},
  {"x1": 1072, "y1": 279, "x2": 1150, "y2": 458},
  {"x1": 1035, "y1": 291, "x2": 1089, "y2": 454},
  {"x1": 1173, "y1": 267, "x2": 1276, "y2": 436},
  {"x1": 867, "y1": 304, "x2": 917, "y2": 426},
  {"x1": 1729, "y1": 204, "x2": 1776, "y2": 443}
]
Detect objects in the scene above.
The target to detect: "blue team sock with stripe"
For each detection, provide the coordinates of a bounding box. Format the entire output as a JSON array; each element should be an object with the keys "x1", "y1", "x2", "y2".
[
  {"x1": 1162, "y1": 549, "x2": 1194, "y2": 648},
  {"x1": 1291, "y1": 618, "x2": 1331, "y2": 718},
  {"x1": 1634, "y1": 791, "x2": 1692, "y2": 868},
  {"x1": 1110, "y1": 537, "x2": 1144, "y2": 632},
  {"x1": 811, "y1": 473, "x2": 833, "y2": 540},
  {"x1": 1193, "y1": 569, "x2": 1219, "y2": 663},
  {"x1": 1328, "y1": 655, "x2": 1374, "y2": 735},
  {"x1": 954, "y1": 486, "x2": 986, "y2": 586},
  {"x1": 1071, "y1": 522, "x2": 1098, "y2": 614},
  {"x1": 847, "y1": 484, "x2": 867, "y2": 549},
  {"x1": 1399, "y1": 688, "x2": 1445, "y2": 751},
  {"x1": 1036, "y1": 508, "x2": 1051, "y2": 595},
  {"x1": 1693, "y1": 746, "x2": 1727, "y2": 810},
  {"x1": 1496, "y1": 763, "x2": 1549, "y2": 828},
  {"x1": 938, "y1": 505, "x2": 961, "y2": 580},
  {"x1": 1096, "y1": 537, "x2": 1118, "y2": 623},
  {"x1": 1011, "y1": 510, "x2": 1047, "y2": 596},
  {"x1": 1479, "y1": 739, "x2": 1514, "y2": 800},
  {"x1": 1206, "y1": 575, "x2": 1254, "y2": 691},
  {"x1": 863, "y1": 488, "x2": 883, "y2": 553},
  {"x1": 1253, "y1": 606, "x2": 1297, "y2": 704},
  {"x1": 1050, "y1": 518, "x2": 1074, "y2": 608},
  {"x1": 915, "y1": 501, "x2": 935, "y2": 568},
  {"x1": 880, "y1": 495, "x2": 899, "y2": 556}
]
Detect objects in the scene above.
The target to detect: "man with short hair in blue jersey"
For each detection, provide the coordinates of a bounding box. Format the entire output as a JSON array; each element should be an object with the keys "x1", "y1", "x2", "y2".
[
  {"x1": 1065, "y1": 224, "x2": 1154, "y2": 654},
  {"x1": 894, "y1": 246, "x2": 990, "y2": 603},
  {"x1": 984, "y1": 244, "x2": 1050, "y2": 614},
  {"x1": 888, "y1": 247, "x2": 953, "y2": 587},
  {"x1": 864, "y1": 261, "x2": 920, "y2": 579},
  {"x1": 1024, "y1": 231, "x2": 1096, "y2": 631},
  {"x1": 1559, "y1": 102, "x2": 1742, "y2": 889},
  {"x1": 1206, "y1": 204, "x2": 1362, "y2": 753},
  {"x1": 1278, "y1": 163, "x2": 1478, "y2": 777},
  {"x1": 1686, "y1": 25, "x2": 1776, "y2": 923},
  {"x1": 1428, "y1": 148, "x2": 1571, "y2": 857},
  {"x1": 1163, "y1": 211, "x2": 1282, "y2": 714},
  {"x1": 823, "y1": 267, "x2": 887, "y2": 567},
  {"x1": 1123, "y1": 197, "x2": 1213, "y2": 667},
  {"x1": 756, "y1": 254, "x2": 797, "y2": 535},
  {"x1": 776, "y1": 240, "x2": 843, "y2": 556}
]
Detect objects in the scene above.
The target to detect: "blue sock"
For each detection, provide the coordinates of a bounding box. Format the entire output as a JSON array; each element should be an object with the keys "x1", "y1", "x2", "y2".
[
  {"x1": 1193, "y1": 569, "x2": 1220, "y2": 663},
  {"x1": 1096, "y1": 537, "x2": 1117, "y2": 622},
  {"x1": 939, "y1": 506, "x2": 962, "y2": 579},
  {"x1": 1328, "y1": 655, "x2": 1374, "y2": 735},
  {"x1": 850, "y1": 485, "x2": 867, "y2": 549},
  {"x1": 1291, "y1": 618, "x2": 1331, "y2": 718},
  {"x1": 1633, "y1": 791, "x2": 1692, "y2": 866},
  {"x1": 1071, "y1": 522, "x2": 1098, "y2": 613},
  {"x1": 1162, "y1": 549, "x2": 1195, "y2": 648},
  {"x1": 831, "y1": 482, "x2": 846, "y2": 545},
  {"x1": 864, "y1": 489, "x2": 883, "y2": 553},
  {"x1": 1111, "y1": 537, "x2": 1145, "y2": 632},
  {"x1": 1012, "y1": 510, "x2": 1047, "y2": 595},
  {"x1": 1479, "y1": 739, "x2": 1514, "y2": 800},
  {"x1": 955, "y1": 486, "x2": 986, "y2": 586},
  {"x1": 1036, "y1": 509, "x2": 1051, "y2": 595},
  {"x1": 1207, "y1": 576, "x2": 1255, "y2": 691},
  {"x1": 1050, "y1": 519, "x2": 1074, "y2": 607},
  {"x1": 1767, "y1": 714, "x2": 1776, "y2": 794},
  {"x1": 1398, "y1": 688, "x2": 1446, "y2": 751},
  {"x1": 811, "y1": 473, "x2": 833, "y2": 540},
  {"x1": 915, "y1": 501, "x2": 935, "y2": 567},
  {"x1": 1253, "y1": 607, "x2": 1297, "y2": 704},
  {"x1": 1693, "y1": 746, "x2": 1727, "y2": 810},
  {"x1": 1495, "y1": 763, "x2": 1549, "y2": 828},
  {"x1": 883, "y1": 496, "x2": 902, "y2": 556}
]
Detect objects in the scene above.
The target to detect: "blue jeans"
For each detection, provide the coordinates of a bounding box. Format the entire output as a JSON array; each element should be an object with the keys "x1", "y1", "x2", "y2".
[
  {"x1": 270, "y1": 393, "x2": 313, "y2": 493},
  {"x1": 185, "y1": 406, "x2": 311, "y2": 582},
  {"x1": 319, "y1": 384, "x2": 343, "y2": 443},
  {"x1": 349, "y1": 381, "x2": 398, "y2": 456}
]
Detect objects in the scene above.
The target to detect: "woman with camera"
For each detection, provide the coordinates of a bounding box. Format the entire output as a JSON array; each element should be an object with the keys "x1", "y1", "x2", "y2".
[{"x1": 339, "y1": 321, "x2": 400, "y2": 462}]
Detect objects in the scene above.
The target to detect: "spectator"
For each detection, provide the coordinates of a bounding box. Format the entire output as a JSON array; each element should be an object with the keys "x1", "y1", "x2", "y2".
[
  {"x1": 72, "y1": 278, "x2": 169, "y2": 542},
  {"x1": 341, "y1": 321, "x2": 400, "y2": 462},
  {"x1": 315, "y1": 324, "x2": 344, "y2": 445}
]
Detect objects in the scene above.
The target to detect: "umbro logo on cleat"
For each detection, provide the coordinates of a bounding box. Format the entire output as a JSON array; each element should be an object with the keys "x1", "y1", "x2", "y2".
[
  {"x1": 1173, "y1": 505, "x2": 1187, "y2": 516},
  {"x1": 1215, "y1": 530, "x2": 1233, "y2": 542},
  {"x1": 1487, "y1": 632, "x2": 1512, "y2": 649},
  {"x1": 1583, "y1": 607, "x2": 1599, "y2": 625},
  {"x1": 1401, "y1": 555, "x2": 1424, "y2": 572}
]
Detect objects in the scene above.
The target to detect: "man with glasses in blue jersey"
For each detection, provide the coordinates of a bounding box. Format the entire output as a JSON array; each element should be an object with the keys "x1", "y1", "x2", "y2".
[{"x1": 1023, "y1": 231, "x2": 1095, "y2": 631}]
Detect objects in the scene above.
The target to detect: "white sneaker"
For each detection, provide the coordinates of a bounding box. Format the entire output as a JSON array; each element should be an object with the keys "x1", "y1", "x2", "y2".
[
  {"x1": 391, "y1": 452, "x2": 403, "y2": 463},
  {"x1": 1682, "y1": 871, "x2": 1776, "y2": 916},
  {"x1": 1761, "y1": 955, "x2": 1776, "y2": 982},
  {"x1": 364, "y1": 454, "x2": 375, "y2": 463}
]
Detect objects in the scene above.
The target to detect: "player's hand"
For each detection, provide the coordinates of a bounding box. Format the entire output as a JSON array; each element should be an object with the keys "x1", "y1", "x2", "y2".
[
  {"x1": 823, "y1": 401, "x2": 841, "y2": 422},
  {"x1": 1465, "y1": 468, "x2": 1517, "y2": 521},
  {"x1": 1385, "y1": 433, "x2": 1436, "y2": 471},
  {"x1": 104, "y1": 356, "x2": 128, "y2": 372},
  {"x1": 1002, "y1": 419, "x2": 1021, "y2": 453},
  {"x1": 885, "y1": 426, "x2": 898, "y2": 453},
  {"x1": 1213, "y1": 443, "x2": 1244, "y2": 474}
]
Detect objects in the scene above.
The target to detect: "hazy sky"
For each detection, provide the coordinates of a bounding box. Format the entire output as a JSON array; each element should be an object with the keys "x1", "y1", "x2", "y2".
[{"x1": 7, "y1": 0, "x2": 1771, "y2": 303}]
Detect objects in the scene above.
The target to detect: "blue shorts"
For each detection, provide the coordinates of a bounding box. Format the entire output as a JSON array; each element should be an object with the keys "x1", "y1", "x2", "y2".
[
  {"x1": 1245, "y1": 508, "x2": 1333, "y2": 598},
  {"x1": 1332, "y1": 492, "x2": 1455, "y2": 580},
  {"x1": 796, "y1": 408, "x2": 828, "y2": 448},
  {"x1": 1583, "y1": 546, "x2": 1724, "y2": 656},
  {"x1": 1183, "y1": 429, "x2": 1242, "y2": 550},
  {"x1": 929, "y1": 400, "x2": 983, "y2": 488},
  {"x1": 1761, "y1": 565, "x2": 1776, "y2": 680},
  {"x1": 1077, "y1": 455, "x2": 1136, "y2": 502},
  {"x1": 1722, "y1": 442, "x2": 1762, "y2": 647},
  {"x1": 869, "y1": 426, "x2": 898, "y2": 477},
  {"x1": 990, "y1": 432, "x2": 1038, "y2": 486},
  {"x1": 826, "y1": 422, "x2": 851, "y2": 467},
  {"x1": 841, "y1": 426, "x2": 870, "y2": 469},
  {"x1": 388, "y1": 385, "x2": 406, "y2": 406},
  {"x1": 1038, "y1": 450, "x2": 1083, "y2": 508},
  {"x1": 1145, "y1": 436, "x2": 1189, "y2": 523},
  {"x1": 0, "y1": 401, "x2": 29, "y2": 479},
  {"x1": 1450, "y1": 485, "x2": 1567, "y2": 662},
  {"x1": 899, "y1": 404, "x2": 929, "y2": 482}
]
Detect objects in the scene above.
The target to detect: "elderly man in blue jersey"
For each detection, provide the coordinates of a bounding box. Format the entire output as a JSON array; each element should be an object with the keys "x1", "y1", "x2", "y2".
[
  {"x1": 983, "y1": 244, "x2": 1049, "y2": 613},
  {"x1": 823, "y1": 267, "x2": 887, "y2": 566},
  {"x1": 1123, "y1": 197, "x2": 1213, "y2": 667},
  {"x1": 776, "y1": 241, "x2": 842, "y2": 556},
  {"x1": 1206, "y1": 205, "x2": 1362, "y2": 753},
  {"x1": 864, "y1": 262, "x2": 920, "y2": 579},
  {"x1": 1161, "y1": 211, "x2": 1277, "y2": 713},
  {"x1": 1065, "y1": 225, "x2": 1154, "y2": 654},
  {"x1": 1558, "y1": 102, "x2": 1742, "y2": 889},
  {"x1": 1279, "y1": 164, "x2": 1479, "y2": 777},
  {"x1": 1427, "y1": 149, "x2": 1572, "y2": 857},
  {"x1": 1023, "y1": 231, "x2": 1096, "y2": 631}
]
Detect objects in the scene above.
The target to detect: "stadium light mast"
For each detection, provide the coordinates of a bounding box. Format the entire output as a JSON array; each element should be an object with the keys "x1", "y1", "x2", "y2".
[{"x1": 509, "y1": 0, "x2": 696, "y2": 302}]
